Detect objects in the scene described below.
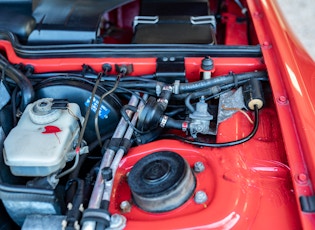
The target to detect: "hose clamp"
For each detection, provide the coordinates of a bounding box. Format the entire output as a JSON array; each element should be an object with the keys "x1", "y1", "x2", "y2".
[
  {"x1": 160, "y1": 115, "x2": 168, "y2": 128},
  {"x1": 182, "y1": 121, "x2": 189, "y2": 132}
]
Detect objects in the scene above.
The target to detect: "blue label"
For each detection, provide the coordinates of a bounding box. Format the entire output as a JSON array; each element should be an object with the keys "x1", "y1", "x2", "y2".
[{"x1": 84, "y1": 96, "x2": 110, "y2": 119}]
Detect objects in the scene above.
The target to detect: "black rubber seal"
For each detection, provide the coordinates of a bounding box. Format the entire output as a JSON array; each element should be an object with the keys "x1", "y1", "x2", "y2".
[{"x1": 128, "y1": 151, "x2": 187, "y2": 197}]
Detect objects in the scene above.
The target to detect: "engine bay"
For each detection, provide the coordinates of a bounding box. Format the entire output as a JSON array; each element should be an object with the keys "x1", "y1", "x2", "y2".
[{"x1": 0, "y1": 0, "x2": 306, "y2": 229}]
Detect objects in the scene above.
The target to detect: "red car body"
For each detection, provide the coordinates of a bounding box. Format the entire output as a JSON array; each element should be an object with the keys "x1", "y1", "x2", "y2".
[{"x1": 0, "y1": 0, "x2": 314, "y2": 229}]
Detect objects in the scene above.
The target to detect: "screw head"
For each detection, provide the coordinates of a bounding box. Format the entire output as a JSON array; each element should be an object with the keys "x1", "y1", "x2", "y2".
[
  {"x1": 194, "y1": 191, "x2": 208, "y2": 204},
  {"x1": 194, "y1": 161, "x2": 205, "y2": 173},
  {"x1": 298, "y1": 173, "x2": 307, "y2": 183},
  {"x1": 263, "y1": 41, "x2": 269, "y2": 46},
  {"x1": 279, "y1": 96, "x2": 287, "y2": 102},
  {"x1": 120, "y1": 200, "x2": 132, "y2": 213},
  {"x1": 110, "y1": 214, "x2": 127, "y2": 229}
]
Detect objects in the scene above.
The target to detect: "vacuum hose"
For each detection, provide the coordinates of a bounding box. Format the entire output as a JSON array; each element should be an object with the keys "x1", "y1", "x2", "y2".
[{"x1": 0, "y1": 54, "x2": 34, "y2": 110}]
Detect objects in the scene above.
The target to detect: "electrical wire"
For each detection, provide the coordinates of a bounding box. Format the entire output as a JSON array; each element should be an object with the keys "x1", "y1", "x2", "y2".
[
  {"x1": 94, "y1": 70, "x2": 123, "y2": 148},
  {"x1": 56, "y1": 153, "x2": 80, "y2": 179},
  {"x1": 55, "y1": 72, "x2": 103, "y2": 179},
  {"x1": 166, "y1": 105, "x2": 259, "y2": 147},
  {"x1": 120, "y1": 105, "x2": 151, "y2": 134},
  {"x1": 11, "y1": 87, "x2": 18, "y2": 126}
]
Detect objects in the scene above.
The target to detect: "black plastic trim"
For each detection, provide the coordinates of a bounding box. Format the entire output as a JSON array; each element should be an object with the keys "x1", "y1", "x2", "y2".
[
  {"x1": 0, "y1": 31, "x2": 262, "y2": 59},
  {"x1": 300, "y1": 195, "x2": 315, "y2": 213}
]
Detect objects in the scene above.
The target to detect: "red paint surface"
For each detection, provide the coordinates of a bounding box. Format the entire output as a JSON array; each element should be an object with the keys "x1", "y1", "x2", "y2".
[
  {"x1": 0, "y1": 41, "x2": 264, "y2": 82},
  {"x1": 0, "y1": 0, "x2": 313, "y2": 228},
  {"x1": 110, "y1": 108, "x2": 301, "y2": 229},
  {"x1": 0, "y1": 41, "x2": 303, "y2": 229},
  {"x1": 247, "y1": 0, "x2": 315, "y2": 229},
  {"x1": 222, "y1": 0, "x2": 248, "y2": 45}
]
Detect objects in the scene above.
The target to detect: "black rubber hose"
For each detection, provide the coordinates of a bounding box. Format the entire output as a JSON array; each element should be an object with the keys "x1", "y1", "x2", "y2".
[
  {"x1": 179, "y1": 71, "x2": 266, "y2": 93},
  {"x1": 165, "y1": 117, "x2": 186, "y2": 130},
  {"x1": 115, "y1": 71, "x2": 265, "y2": 94},
  {"x1": 65, "y1": 179, "x2": 84, "y2": 229},
  {"x1": 185, "y1": 86, "x2": 221, "y2": 113},
  {"x1": 116, "y1": 81, "x2": 157, "y2": 89},
  {"x1": 11, "y1": 87, "x2": 18, "y2": 126},
  {"x1": 168, "y1": 105, "x2": 259, "y2": 147},
  {"x1": 0, "y1": 55, "x2": 34, "y2": 110}
]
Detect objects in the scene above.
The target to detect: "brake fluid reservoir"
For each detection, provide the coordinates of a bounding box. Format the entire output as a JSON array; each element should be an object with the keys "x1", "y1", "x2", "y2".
[{"x1": 3, "y1": 98, "x2": 83, "y2": 177}]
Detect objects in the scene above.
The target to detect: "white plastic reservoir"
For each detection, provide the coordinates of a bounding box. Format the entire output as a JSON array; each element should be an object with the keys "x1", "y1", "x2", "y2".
[{"x1": 3, "y1": 98, "x2": 83, "y2": 177}]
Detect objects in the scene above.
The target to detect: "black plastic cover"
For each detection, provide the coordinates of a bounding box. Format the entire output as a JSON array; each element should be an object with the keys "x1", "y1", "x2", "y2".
[
  {"x1": 141, "y1": 0, "x2": 210, "y2": 16},
  {"x1": 28, "y1": 0, "x2": 134, "y2": 44},
  {"x1": 300, "y1": 195, "x2": 315, "y2": 212},
  {"x1": 133, "y1": 16, "x2": 215, "y2": 44},
  {"x1": 0, "y1": 1, "x2": 33, "y2": 43}
]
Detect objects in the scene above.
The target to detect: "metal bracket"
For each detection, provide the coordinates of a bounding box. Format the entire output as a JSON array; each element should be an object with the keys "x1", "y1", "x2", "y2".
[
  {"x1": 133, "y1": 16, "x2": 159, "y2": 31},
  {"x1": 190, "y1": 15, "x2": 216, "y2": 32}
]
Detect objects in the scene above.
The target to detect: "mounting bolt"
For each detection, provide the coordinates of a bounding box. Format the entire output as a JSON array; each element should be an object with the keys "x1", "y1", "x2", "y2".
[
  {"x1": 263, "y1": 41, "x2": 269, "y2": 46},
  {"x1": 120, "y1": 200, "x2": 132, "y2": 213},
  {"x1": 25, "y1": 64, "x2": 34, "y2": 76},
  {"x1": 194, "y1": 191, "x2": 208, "y2": 204},
  {"x1": 297, "y1": 173, "x2": 308, "y2": 183},
  {"x1": 253, "y1": 11, "x2": 261, "y2": 18},
  {"x1": 262, "y1": 41, "x2": 272, "y2": 49},
  {"x1": 110, "y1": 214, "x2": 127, "y2": 229},
  {"x1": 277, "y1": 95, "x2": 288, "y2": 104},
  {"x1": 194, "y1": 161, "x2": 205, "y2": 173},
  {"x1": 102, "y1": 63, "x2": 112, "y2": 73}
]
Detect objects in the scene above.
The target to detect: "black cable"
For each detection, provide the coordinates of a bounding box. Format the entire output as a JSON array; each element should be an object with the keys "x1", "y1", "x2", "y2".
[
  {"x1": 165, "y1": 107, "x2": 186, "y2": 117},
  {"x1": 55, "y1": 72, "x2": 103, "y2": 179},
  {"x1": 88, "y1": 132, "x2": 114, "y2": 153},
  {"x1": 30, "y1": 72, "x2": 155, "y2": 82},
  {"x1": 185, "y1": 86, "x2": 221, "y2": 113},
  {"x1": 0, "y1": 54, "x2": 34, "y2": 110},
  {"x1": 165, "y1": 105, "x2": 259, "y2": 147},
  {"x1": 94, "y1": 70, "x2": 122, "y2": 148},
  {"x1": 109, "y1": 86, "x2": 148, "y2": 104},
  {"x1": 246, "y1": 11, "x2": 251, "y2": 45},
  {"x1": 120, "y1": 105, "x2": 151, "y2": 135},
  {"x1": 11, "y1": 87, "x2": 18, "y2": 126}
]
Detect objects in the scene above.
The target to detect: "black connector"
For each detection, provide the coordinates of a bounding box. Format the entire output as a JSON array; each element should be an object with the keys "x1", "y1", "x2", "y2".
[{"x1": 243, "y1": 78, "x2": 264, "y2": 110}]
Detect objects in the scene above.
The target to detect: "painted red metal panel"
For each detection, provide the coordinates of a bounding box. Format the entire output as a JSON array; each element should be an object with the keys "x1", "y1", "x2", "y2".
[
  {"x1": 0, "y1": 0, "x2": 313, "y2": 228},
  {"x1": 109, "y1": 107, "x2": 301, "y2": 229},
  {"x1": 247, "y1": 0, "x2": 315, "y2": 229}
]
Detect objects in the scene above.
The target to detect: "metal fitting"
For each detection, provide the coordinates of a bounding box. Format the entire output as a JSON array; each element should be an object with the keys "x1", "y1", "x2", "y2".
[
  {"x1": 163, "y1": 85, "x2": 173, "y2": 91},
  {"x1": 156, "y1": 84, "x2": 162, "y2": 96},
  {"x1": 157, "y1": 98, "x2": 169, "y2": 105},
  {"x1": 194, "y1": 191, "x2": 208, "y2": 204},
  {"x1": 160, "y1": 115, "x2": 168, "y2": 128},
  {"x1": 173, "y1": 80, "x2": 180, "y2": 94},
  {"x1": 120, "y1": 200, "x2": 132, "y2": 213},
  {"x1": 194, "y1": 162, "x2": 205, "y2": 173},
  {"x1": 108, "y1": 214, "x2": 127, "y2": 230}
]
